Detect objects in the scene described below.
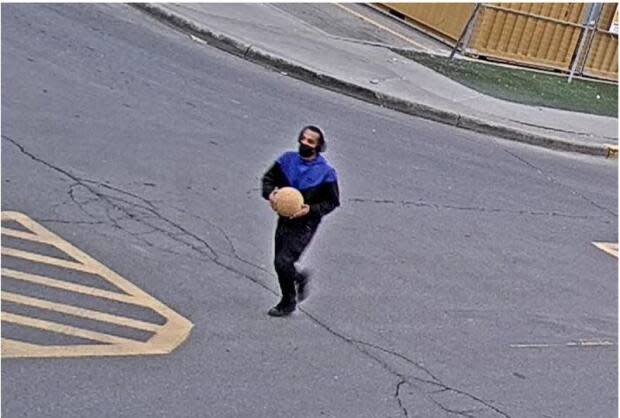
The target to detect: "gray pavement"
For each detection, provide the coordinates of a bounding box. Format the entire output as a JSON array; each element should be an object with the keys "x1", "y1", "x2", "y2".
[
  {"x1": 135, "y1": 3, "x2": 619, "y2": 157},
  {"x1": 2, "y1": 4, "x2": 617, "y2": 418}
]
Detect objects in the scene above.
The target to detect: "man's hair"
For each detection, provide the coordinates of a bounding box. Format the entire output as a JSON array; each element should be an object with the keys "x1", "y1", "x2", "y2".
[{"x1": 298, "y1": 125, "x2": 326, "y2": 153}]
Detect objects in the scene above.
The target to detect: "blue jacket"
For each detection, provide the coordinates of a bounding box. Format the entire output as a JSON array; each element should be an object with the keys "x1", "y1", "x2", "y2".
[{"x1": 262, "y1": 151, "x2": 340, "y2": 222}]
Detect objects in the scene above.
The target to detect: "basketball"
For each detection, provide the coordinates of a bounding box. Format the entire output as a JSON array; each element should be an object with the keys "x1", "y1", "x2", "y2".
[{"x1": 274, "y1": 187, "x2": 304, "y2": 217}]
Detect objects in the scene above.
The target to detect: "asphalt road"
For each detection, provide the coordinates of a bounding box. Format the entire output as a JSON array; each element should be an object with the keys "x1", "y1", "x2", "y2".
[{"x1": 2, "y1": 4, "x2": 617, "y2": 418}]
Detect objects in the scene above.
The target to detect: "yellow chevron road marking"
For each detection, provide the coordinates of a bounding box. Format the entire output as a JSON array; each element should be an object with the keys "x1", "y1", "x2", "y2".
[
  {"x1": 2, "y1": 312, "x2": 141, "y2": 345},
  {"x1": 592, "y1": 242, "x2": 618, "y2": 259},
  {"x1": 2, "y1": 268, "x2": 146, "y2": 306},
  {"x1": 1, "y1": 211, "x2": 193, "y2": 358},
  {"x1": 1, "y1": 247, "x2": 96, "y2": 273},
  {"x1": 1, "y1": 292, "x2": 162, "y2": 332},
  {"x1": 2, "y1": 227, "x2": 50, "y2": 244}
]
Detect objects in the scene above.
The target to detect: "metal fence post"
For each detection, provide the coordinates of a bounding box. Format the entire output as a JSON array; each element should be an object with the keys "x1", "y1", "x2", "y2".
[
  {"x1": 578, "y1": 3, "x2": 604, "y2": 76},
  {"x1": 568, "y1": 3, "x2": 597, "y2": 83},
  {"x1": 450, "y1": 3, "x2": 482, "y2": 60}
]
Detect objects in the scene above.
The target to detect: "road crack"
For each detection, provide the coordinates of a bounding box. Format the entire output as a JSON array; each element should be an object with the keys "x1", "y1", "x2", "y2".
[
  {"x1": 4, "y1": 134, "x2": 511, "y2": 417},
  {"x1": 395, "y1": 379, "x2": 409, "y2": 418},
  {"x1": 3, "y1": 134, "x2": 267, "y2": 282},
  {"x1": 164, "y1": 203, "x2": 273, "y2": 277},
  {"x1": 348, "y1": 197, "x2": 608, "y2": 222},
  {"x1": 503, "y1": 149, "x2": 617, "y2": 218},
  {"x1": 301, "y1": 309, "x2": 511, "y2": 417},
  {"x1": 352, "y1": 339, "x2": 441, "y2": 383}
]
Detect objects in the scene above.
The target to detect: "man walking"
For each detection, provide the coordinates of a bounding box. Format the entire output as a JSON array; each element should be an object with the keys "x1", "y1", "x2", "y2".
[{"x1": 262, "y1": 125, "x2": 340, "y2": 317}]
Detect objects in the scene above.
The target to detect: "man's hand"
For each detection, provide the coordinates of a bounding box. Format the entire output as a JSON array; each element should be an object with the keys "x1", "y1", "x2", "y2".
[
  {"x1": 268, "y1": 188, "x2": 279, "y2": 211},
  {"x1": 289, "y1": 204, "x2": 310, "y2": 219}
]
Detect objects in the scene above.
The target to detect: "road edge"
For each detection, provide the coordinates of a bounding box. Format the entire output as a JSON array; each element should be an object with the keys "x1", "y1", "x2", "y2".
[{"x1": 132, "y1": 3, "x2": 616, "y2": 159}]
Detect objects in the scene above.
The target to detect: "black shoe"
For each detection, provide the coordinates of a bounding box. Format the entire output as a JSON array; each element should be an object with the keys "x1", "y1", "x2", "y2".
[
  {"x1": 267, "y1": 304, "x2": 295, "y2": 317},
  {"x1": 296, "y1": 269, "x2": 312, "y2": 303}
]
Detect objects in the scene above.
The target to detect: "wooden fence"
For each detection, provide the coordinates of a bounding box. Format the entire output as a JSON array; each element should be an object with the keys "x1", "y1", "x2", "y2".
[{"x1": 381, "y1": 3, "x2": 618, "y2": 81}]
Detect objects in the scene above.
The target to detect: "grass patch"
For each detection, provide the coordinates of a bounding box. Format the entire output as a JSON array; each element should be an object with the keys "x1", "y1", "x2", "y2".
[{"x1": 394, "y1": 50, "x2": 618, "y2": 117}]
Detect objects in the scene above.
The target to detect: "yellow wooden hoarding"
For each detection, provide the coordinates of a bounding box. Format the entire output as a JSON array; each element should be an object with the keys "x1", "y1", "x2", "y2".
[
  {"x1": 582, "y1": 4, "x2": 618, "y2": 80},
  {"x1": 382, "y1": 3, "x2": 475, "y2": 41},
  {"x1": 380, "y1": 3, "x2": 618, "y2": 81},
  {"x1": 469, "y1": 3, "x2": 585, "y2": 70}
]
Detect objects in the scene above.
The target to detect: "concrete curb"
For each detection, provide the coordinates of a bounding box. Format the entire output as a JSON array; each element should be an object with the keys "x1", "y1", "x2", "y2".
[{"x1": 133, "y1": 3, "x2": 615, "y2": 159}]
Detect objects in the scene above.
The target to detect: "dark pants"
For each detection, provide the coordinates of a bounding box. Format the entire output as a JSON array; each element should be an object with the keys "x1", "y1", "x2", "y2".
[{"x1": 274, "y1": 219, "x2": 318, "y2": 308}]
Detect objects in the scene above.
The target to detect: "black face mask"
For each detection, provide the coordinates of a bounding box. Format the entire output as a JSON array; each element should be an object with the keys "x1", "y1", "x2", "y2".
[{"x1": 299, "y1": 143, "x2": 316, "y2": 158}]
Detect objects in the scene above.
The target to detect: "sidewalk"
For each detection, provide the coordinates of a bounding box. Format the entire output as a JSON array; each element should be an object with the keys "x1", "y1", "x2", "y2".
[{"x1": 135, "y1": 3, "x2": 619, "y2": 158}]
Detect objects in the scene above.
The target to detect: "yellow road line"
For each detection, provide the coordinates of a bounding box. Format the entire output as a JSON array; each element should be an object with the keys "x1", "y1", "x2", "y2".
[
  {"x1": 592, "y1": 242, "x2": 618, "y2": 258},
  {"x1": 1, "y1": 312, "x2": 141, "y2": 345},
  {"x1": 1, "y1": 338, "x2": 164, "y2": 358},
  {"x1": 2, "y1": 339, "x2": 41, "y2": 351},
  {"x1": 2, "y1": 227, "x2": 54, "y2": 245},
  {"x1": 1, "y1": 292, "x2": 161, "y2": 332},
  {"x1": 1, "y1": 247, "x2": 96, "y2": 274},
  {"x1": 2, "y1": 268, "x2": 142, "y2": 306},
  {"x1": 334, "y1": 3, "x2": 431, "y2": 52}
]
